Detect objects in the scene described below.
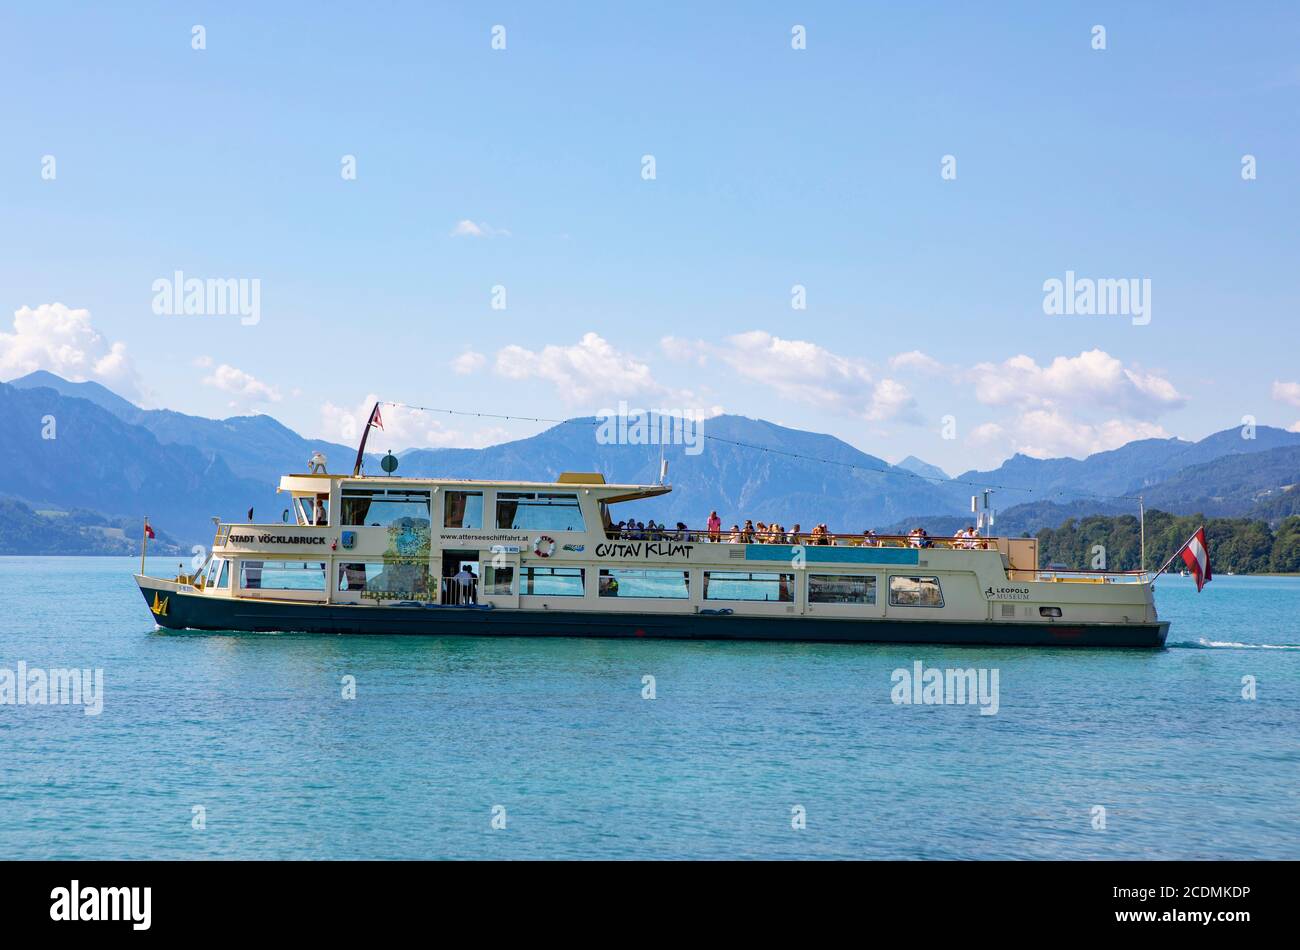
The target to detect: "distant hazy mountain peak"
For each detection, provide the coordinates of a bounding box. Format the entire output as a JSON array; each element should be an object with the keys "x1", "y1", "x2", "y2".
[
  {"x1": 7, "y1": 370, "x2": 142, "y2": 419},
  {"x1": 895, "y1": 455, "x2": 950, "y2": 481}
]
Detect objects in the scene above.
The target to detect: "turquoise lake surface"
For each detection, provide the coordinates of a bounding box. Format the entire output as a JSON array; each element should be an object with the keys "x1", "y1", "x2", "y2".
[{"x1": 1, "y1": 556, "x2": 1296, "y2": 859}]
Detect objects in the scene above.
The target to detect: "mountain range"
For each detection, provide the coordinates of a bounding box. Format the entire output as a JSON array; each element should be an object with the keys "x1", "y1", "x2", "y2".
[{"x1": 2, "y1": 370, "x2": 1299, "y2": 550}]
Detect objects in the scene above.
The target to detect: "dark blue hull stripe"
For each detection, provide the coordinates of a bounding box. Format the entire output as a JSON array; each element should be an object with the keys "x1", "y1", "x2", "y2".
[{"x1": 139, "y1": 585, "x2": 1169, "y2": 648}]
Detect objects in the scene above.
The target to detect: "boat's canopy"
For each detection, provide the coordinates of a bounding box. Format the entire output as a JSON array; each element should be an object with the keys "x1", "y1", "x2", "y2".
[{"x1": 277, "y1": 471, "x2": 671, "y2": 505}]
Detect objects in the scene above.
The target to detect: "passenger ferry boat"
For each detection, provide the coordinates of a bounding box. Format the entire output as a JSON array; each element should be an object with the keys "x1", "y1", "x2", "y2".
[{"x1": 135, "y1": 459, "x2": 1170, "y2": 648}]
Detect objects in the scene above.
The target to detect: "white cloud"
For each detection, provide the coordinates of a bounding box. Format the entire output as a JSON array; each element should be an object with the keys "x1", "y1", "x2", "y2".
[
  {"x1": 1271, "y1": 380, "x2": 1300, "y2": 408},
  {"x1": 202, "y1": 363, "x2": 282, "y2": 406},
  {"x1": 495, "y1": 332, "x2": 664, "y2": 406},
  {"x1": 889, "y1": 350, "x2": 946, "y2": 374},
  {"x1": 452, "y1": 351, "x2": 486, "y2": 375},
  {"x1": 0, "y1": 303, "x2": 142, "y2": 399},
  {"x1": 718, "y1": 331, "x2": 918, "y2": 422},
  {"x1": 968, "y1": 422, "x2": 1006, "y2": 446},
  {"x1": 981, "y1": 409, "x2": 1170, "y2": 459},
  {"x1": 967, "y1": 349, "x2": 1184, "y2": 419},
  {"x1": 660, "y1": 335, "x2": 710, "y2": 366},
  {"x1": 867, "y1": 379, "x2": 915, "y2": 422},
  {"x1": 450, "y1": 219, "x2": 510, "y2": 238},
  {"x1": 319, "y1": 395, "x2": 512, "y2": 451}
]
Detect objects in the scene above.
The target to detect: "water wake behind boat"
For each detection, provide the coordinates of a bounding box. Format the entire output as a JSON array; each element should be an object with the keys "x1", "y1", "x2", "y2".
[{"x1": 1170, "y1": 638, "x2": 1300, "y2": 650}]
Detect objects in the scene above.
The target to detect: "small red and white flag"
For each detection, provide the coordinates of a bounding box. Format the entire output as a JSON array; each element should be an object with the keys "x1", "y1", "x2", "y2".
[
  {"x1": 1180, "y1": 526, "x2": 1212, "y2": 592},
  {"x1": 144, "y1": 519, "x2": 156, "y2": 540},
  {"x1": 367, "y1": 404, "x2": 384, "y2": 431}
]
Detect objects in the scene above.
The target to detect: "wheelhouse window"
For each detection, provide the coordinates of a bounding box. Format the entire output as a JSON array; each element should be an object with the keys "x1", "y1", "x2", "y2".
[
  {"x1": 443, "y1": 490, "x2": 484, "y2": 529},
  {"x1": 520, "y1": 566, "x2": 585, "y2": 596},
  {"x1": 340, "y1": 487, "x2": 431, "y2": 528},
  {"x1": 809, "y1": 574, "x2": 876, "y2": 605},
  {"x1": 296, "y1": 495, "x2": 329, "y2": 526},
  {"x1": 496, "y1": 492, "x2": 585, "y2": 531},
  {"x1": 241, "y1": 560, "x2": 326, "y2": 591},
  {"x1": 216, "y1": 560, "x2": 229, "y2": 590},
  {"x1": 889, "y1": 575, "x2": 944, "y2": 608},
  {"x1": 599, "y1": 568, "x2": 690, "y2": 599},
  {"x1": 703, "y1": 571, "x2": 795, "y2": 603},
  {"x1": 204, "y1": 558, "x2": 219, "y2": 587}
]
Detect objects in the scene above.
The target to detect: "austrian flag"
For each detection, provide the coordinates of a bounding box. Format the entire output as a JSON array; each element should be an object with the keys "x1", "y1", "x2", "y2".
[{"x1": 1180, "y1": 527, "x2": 1212, "y2": 592}]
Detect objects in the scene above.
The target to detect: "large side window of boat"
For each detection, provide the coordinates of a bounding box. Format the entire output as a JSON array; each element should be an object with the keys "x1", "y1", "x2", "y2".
[
  {"x1": 809, "y1": 574, "x2": 876, "y2": 605},
  {"x1": 495, "y1": 492, "x2": 585, "y2": 531},
  {"x1": 520, "y1": 566, "x2": 585, "y2": 596},
  {"x1": 337, "y1": 562, "x2": 432, "y2": 598},
  {"x1": 888, "y1": 575, "x2": 944, "y2": 608},
  {"x1": 702, "y1": 571, "x2": 795, "y2": 603},
  {"x1": 216, "y1": 559, "x2": 229, "y2": 590},
  {"x1": 340, "y1": 488, "x2": 431, "y2": 528},
  {"x1": 240, "y1": 560, "x2": 326, "y2": 591},
  {"x1": 443, "y1": 490, "x2": 484, "y2": 529},
  {"x1": 598, "y1": 568, "x2": 689, "y2": 599}
]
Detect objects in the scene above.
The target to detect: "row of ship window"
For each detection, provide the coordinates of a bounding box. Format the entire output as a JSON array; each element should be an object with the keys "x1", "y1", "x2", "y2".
[
  {"x1": 206, "y1": 560, "x2": 945, "y2": 607},
  {"x1": 328, "y1": 488, "x2": 585, "y2": 532}
]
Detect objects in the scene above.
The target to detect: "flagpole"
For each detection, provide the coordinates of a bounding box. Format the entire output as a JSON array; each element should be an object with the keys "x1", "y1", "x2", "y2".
[
  {"x1": 1153, "y1": 525, "x2": 1202, "y2": 577},
  {"x1": 352, "y1": 401, "x2": 381, "y2": 476},
  {"x1": 140, "y1": 516, "x2": 149, "y2": 576},
  {"x1": 1139, "y1": 495, "x2": 1145, "y2": 572}
]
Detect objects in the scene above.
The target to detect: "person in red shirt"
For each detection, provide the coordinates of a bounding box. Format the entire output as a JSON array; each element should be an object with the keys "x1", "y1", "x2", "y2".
[{"x1": 706, "y1": 510, "x2": 722, "y2": 542}]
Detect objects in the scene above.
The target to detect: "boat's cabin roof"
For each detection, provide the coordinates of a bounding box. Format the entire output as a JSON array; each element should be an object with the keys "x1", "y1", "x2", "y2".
[{"x1": 277, "y1": 471, "x2": 671, "y2": 505}]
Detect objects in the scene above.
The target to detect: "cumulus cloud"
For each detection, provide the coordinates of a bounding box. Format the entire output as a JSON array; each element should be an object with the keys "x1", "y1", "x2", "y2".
[
  {"x1": 0, "y1": 303, "x2": 142, "y2": 400},
  {"x1": 866, "y1": 379, "x2": 916, "y2": 422},
  {"x1": 966, "y1": 349, "x2": 1184, "y2": 419},
  {"x1": 971, "y1": 409, "x2": 1169, "y2": 459},
  {"x1": 450, "y1": 219, "x2": 510, "y2": 238},
  {"x1": 202, "y1": 363, "x2": 282, "y2": 406},
  {"x1": 1012, "y1": 410, "x2": 1170, "y2": 459},
  {"x1": 660, "y1": 335, "x2": 709, "y2": 366},
  {"x1": 1271, "y1": 380, "x2": 1300, "y2": 408},
  {"x1": 495, "y1": 332, "x2": 664, "y2": 406},
  {"x1": 452, "y1": 351, "x2": 486, "y2": 375},
  {"x1": 319, "y1": 395, "x2": 511, "y2": 451},
  {"x1": 889, "y1": 350, "x2": 946, "y2": 374},
  {"x1": 718, "y1": 331, "x2": 918, "y2": 423}
]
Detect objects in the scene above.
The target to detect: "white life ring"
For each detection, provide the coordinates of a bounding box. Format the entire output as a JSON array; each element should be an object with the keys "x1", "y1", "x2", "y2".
[{"x1": 533, "y1": 535, "x2": 556, "y2": 558}]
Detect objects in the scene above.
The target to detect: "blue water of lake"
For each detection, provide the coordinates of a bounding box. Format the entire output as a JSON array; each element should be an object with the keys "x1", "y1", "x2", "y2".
[{"x1": 0, "y1": 557, "x2": 1295, "y2": 859}]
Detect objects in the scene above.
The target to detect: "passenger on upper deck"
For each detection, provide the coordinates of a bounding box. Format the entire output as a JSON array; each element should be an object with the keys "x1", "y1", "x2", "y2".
[{"x1": 706, "y1": 511, "x2": 721, "y2": 542}]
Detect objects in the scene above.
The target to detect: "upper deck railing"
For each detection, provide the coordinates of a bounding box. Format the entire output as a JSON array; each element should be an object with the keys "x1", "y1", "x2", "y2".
[
  {"x1": 204, "y1": 521, "x2": 1150, "y2": 584},
  {"x1": 601, "y1": 525, "x2": 1151, "y2": 582},
  {"x1": 603, "y1": 526, "x2": 995, "y2": 550}
]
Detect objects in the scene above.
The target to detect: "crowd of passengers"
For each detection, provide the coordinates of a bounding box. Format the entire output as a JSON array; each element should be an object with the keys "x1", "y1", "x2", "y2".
[{"x1": 608, "y1": 514, "x2": 989, "y2": 549}]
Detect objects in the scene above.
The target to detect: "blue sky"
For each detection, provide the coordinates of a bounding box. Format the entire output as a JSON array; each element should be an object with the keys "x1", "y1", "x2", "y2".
[{"x1": 2, "y1": 2, "x2": 1298, "y2": 472}]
